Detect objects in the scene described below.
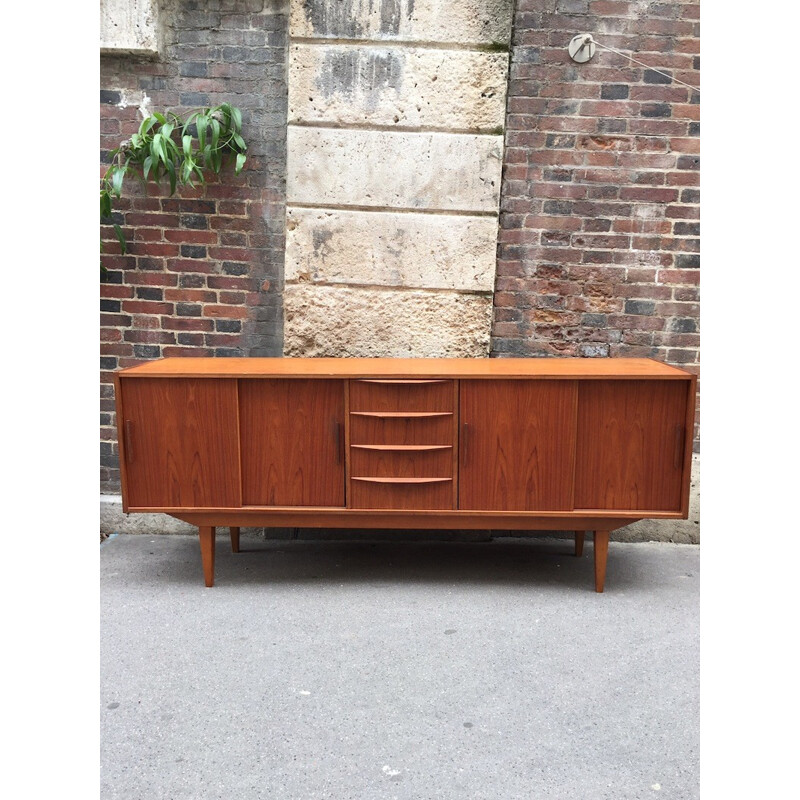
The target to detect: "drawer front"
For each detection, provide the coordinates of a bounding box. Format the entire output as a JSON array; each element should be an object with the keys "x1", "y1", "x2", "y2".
[
  {"x1": 348, "y1": 378, "x2": 456, "y2": 509},
  {"x1": 350, "y1": 478, "x2": 454, "y2": 510},
  {"x1": 349, "y1": 379, "x2": 454, "y2": 413},
  {"x1": 351, "y1": 446, "x2": 453, "y2": 479},
  {"x1": 349, "y1": 413, "x2": 454, "y2": 446}
]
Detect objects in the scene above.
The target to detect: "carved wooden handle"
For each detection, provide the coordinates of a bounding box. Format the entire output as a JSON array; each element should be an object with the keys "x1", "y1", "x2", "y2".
[{"x1": 124, "y1": 420, "x2": 134, "y2": 464}]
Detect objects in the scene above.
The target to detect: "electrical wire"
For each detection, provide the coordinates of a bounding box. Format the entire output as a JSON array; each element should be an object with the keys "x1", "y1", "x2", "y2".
[{"x1": 580, "y1": 35, "x2": 700, "y2": 93}]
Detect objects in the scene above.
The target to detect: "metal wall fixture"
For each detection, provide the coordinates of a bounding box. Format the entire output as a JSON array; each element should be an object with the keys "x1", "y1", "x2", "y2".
[{"x1": 567, "y1": 33, "x2": 700, "y2": 93}]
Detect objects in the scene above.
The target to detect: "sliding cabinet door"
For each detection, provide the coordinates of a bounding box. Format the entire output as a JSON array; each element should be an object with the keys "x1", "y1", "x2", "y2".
[
  {"x1": 239, "y1": 379, "x2": 345, "y2": 507},
  {"x1": 119, "y1": 378, "x2": 241, "y2": 509},
  {"x1": 575, "y1": 380, "x2": 688, "y2": 511},
  {"x1": 459, "y1": 380, "x2": 577, "y2": 511}
]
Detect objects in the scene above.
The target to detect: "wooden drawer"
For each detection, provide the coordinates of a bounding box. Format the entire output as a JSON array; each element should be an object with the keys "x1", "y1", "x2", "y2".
[
  {"x1": 349, "y1": 379, "x2": 454, "y2": 412},
  {"x1": 350, "y1": 477, "x2": 454, "y2": 510},
  {"x1": 349, "y1": 413, "x2": 454, "y2": 446},
  {"x1": 351, "y1": 445, "x2": 453, "y2": 479}
]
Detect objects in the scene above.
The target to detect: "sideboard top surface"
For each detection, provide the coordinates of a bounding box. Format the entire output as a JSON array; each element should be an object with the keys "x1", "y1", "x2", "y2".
[{"x1": 118, "y1": 357, "x2": 693, "y2": 380}]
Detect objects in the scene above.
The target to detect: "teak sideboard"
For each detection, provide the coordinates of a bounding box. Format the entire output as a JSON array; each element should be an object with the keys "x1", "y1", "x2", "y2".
[{"x1": 114, "y1": 358, "x2": 696, "y2": 592}]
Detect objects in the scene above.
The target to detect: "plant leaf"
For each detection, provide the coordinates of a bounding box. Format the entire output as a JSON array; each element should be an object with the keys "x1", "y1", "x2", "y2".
[
  {"x1": 235, "y1": 153, "x2": 246, "y2": 174},
  {"x1": 143, "y1": 155, "x2": 153, "y2": 180},
  {"x1": 196, "y1": 115, "x2": 207, "y2": 152},
  {"x1": 139, "y1": 116, "x2": 157, "y2": 137},
  {"x1": 166, "y1": 158, "x2": 177, "y2": 195},
  {"x1": 111, "y1": 166, "x2": 125, "y2": 197},
  {"x1": 113, "y1": 224, "x2": 127, "y2": 254}
]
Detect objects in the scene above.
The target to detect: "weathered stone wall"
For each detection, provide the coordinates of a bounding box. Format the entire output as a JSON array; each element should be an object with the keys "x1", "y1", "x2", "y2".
[
  {"x1": 283, "y1": 0, "x2": 514, "y2": 357},
  {"x1": 100, "y1": 0, "x2": 159, "y2": 55}
]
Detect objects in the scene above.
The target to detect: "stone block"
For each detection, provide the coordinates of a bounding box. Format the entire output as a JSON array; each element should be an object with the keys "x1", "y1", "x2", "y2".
[
  {"x1": 289, "y1": 44, "x2": 508, "y2": 130},
  {"x1": 285, "y1": 207, "x2": 498, "y2": 290},
  {"x1": 287, "y1": 127, "x2": 504, "y2": 212},
  {"x1": 100, "y1": 0, "x2": 159, "y2": 55},
  {"x1": 290, "y1": 0, "x2": 513, "y2": 46},
  {"x1": 283, "y1": 285, "x2": 492, "y2": 356}
]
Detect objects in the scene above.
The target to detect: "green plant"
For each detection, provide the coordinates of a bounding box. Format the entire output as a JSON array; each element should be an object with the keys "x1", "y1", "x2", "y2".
[{"x1": 100, "y1": 102, "x2": 247, "y2": 268}]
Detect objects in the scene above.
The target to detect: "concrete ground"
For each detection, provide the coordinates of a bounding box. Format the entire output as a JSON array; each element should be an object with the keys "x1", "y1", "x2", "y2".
[{"x1": 100, "y1": 534, "x2": 699, "y2": 800}]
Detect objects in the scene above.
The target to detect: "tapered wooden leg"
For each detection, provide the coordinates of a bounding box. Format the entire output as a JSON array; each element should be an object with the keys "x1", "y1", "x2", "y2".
[
  {"x1": 199, "y1": 526, "x2": 216, "y2": 587},
  {"x1": 594, "y1": 530, "x2": 610, "y2": 593},
  {"x1": 574, "y1": 531, "x2": 585, "y2": 558},
  {"x1": 230, "y1": 526, "x2": 240, "y2": 554}
]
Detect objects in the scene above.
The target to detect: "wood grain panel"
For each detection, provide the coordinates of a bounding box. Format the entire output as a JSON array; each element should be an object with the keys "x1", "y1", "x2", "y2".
[
  {"x1": 239, "y1": 379, "x2": 345, "y2": 507},
  {"x1": 350, "y1": 478, "x2": 454, "y2": 510},
  {"x1": 575, "y1": 380, "x2": 688, "y2": 511},
  {"x1": 351, "y1": 447, "x2": 452, "y2": 479},
  {"x1": 459, "y1": 380, "x2": 578, "y2": 511},
  {"x1": 350, "y1": 414, "x2": 454, "y2": 446},
  {"x1": 349, "y1": 379, "x2": 454, "y2": 412},
  {"x1": 120, "y1": 378, "x2": 240, "y2": 509},
  {"x1": 120, "y1": 357, "x2": 693, "y2": 380}
]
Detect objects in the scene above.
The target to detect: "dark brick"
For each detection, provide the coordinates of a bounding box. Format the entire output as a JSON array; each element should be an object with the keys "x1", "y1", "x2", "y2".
[
  {"x1": 139, "y1": 76, "x2": 167, "y2": 91},
  {"x1": 100, "y1": 299, "x2": 121, "y2": 313},
  {"x1": 644, "y1": 69, "x2": 672, "y2": 84},
  {"x1": 179, "y1": 62, "x2": 208, "y2": 77},
  {"x1": 133, "y1": 345, "x2": 161, "y2": 359},
  {"x1": 674, "y1": 222, "x2": 700, "y2": 236},
  {"x1": 181, "y1": 245, "x2": 207, "y2": 259},
  {"x1": 624, "y1": 300, "x2": 656, "y2": 315},
  {"x1": 216, "y1": 348, "x2": 245, "y2": 357},
  {"x1": 177, "y1": 303, "x2": 203, "y2": 317},
  {"x1": 100, "y1": 89, "x2": 120, "y2": 105},
  {"x1": 688, "y1": 122, "x2": 700, "y2": 136},
  {"x1": 677, "y1": 155, "x2": 700, "y2": 170},
  {"x1": 100, "y1": 357, "x2": 117, "y2": 370},
  {"x1": 582, "y1": 314, "x2": 607, "y2": 327},
  {"x1": 181, "y1": 214, "x2": 208, "y2": 230},
  {"x1": 601, "y1": 85, "x2": 629, "y2": 100},
  {"x1": 681, "y1": 189, "x2": 700, "y2": 203},
  {"x1": 641, "y1": 103, "x2": 671, "y2": 118},
  {"x1": 179, "y1": 274, "x2": 207, "y2": 288},
  {"x1": 180, "y1": 92, "x2": 211, "y2": 107},
  {"x1": 136, "y1": 287, "x2": 163, "y2": 301},
  {"x1": 222, "y1": 261, "x2": 249, "y2": 275},
  {"x1": 543, "y1": 201, "x2": 573, "y2": 215},
  {"x1": 215, "y1": 319, "x2": 242, "y2": 333},
  {"x1": 100, "y1": 270, "x2": 123, "y2": 284},
  {"x1": 676, "y1": 254, "x2": 700, "y2": 269},
  {"x1": 670, "y1": 318, "x2": 698, "y2": 333}
]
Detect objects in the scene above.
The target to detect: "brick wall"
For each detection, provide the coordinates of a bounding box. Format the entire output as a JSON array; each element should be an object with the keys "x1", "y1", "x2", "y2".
[
  {"x1": 493, "y1": 0, "x2": 699, "y2": 446},
  {"x1": 100, "y1": 0, "x2": 701, "y2": 494},
  {"x1": 100, "y1": 0, "x2": 289, "y2": 491}
]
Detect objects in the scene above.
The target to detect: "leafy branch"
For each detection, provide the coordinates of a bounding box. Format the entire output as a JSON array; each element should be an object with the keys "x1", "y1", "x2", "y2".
[{"x1": 100, "y1": 102, "x2": 247, "y2": 267}]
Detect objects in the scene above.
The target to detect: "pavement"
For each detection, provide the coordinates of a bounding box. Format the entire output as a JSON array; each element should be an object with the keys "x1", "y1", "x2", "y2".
[{"x1": 100, "y1": 533, "x2": 699, "y2": 800}]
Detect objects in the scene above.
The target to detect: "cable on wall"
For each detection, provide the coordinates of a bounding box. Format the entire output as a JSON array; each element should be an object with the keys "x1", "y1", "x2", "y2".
[{"x1": 568, "y1": 34, "x2": 700, "y2": 93}]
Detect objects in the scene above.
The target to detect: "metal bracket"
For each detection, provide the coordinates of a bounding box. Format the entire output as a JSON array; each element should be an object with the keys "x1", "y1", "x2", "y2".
[{"x1": 568, "y1": 34, "x2": 596, "y2": 63}]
